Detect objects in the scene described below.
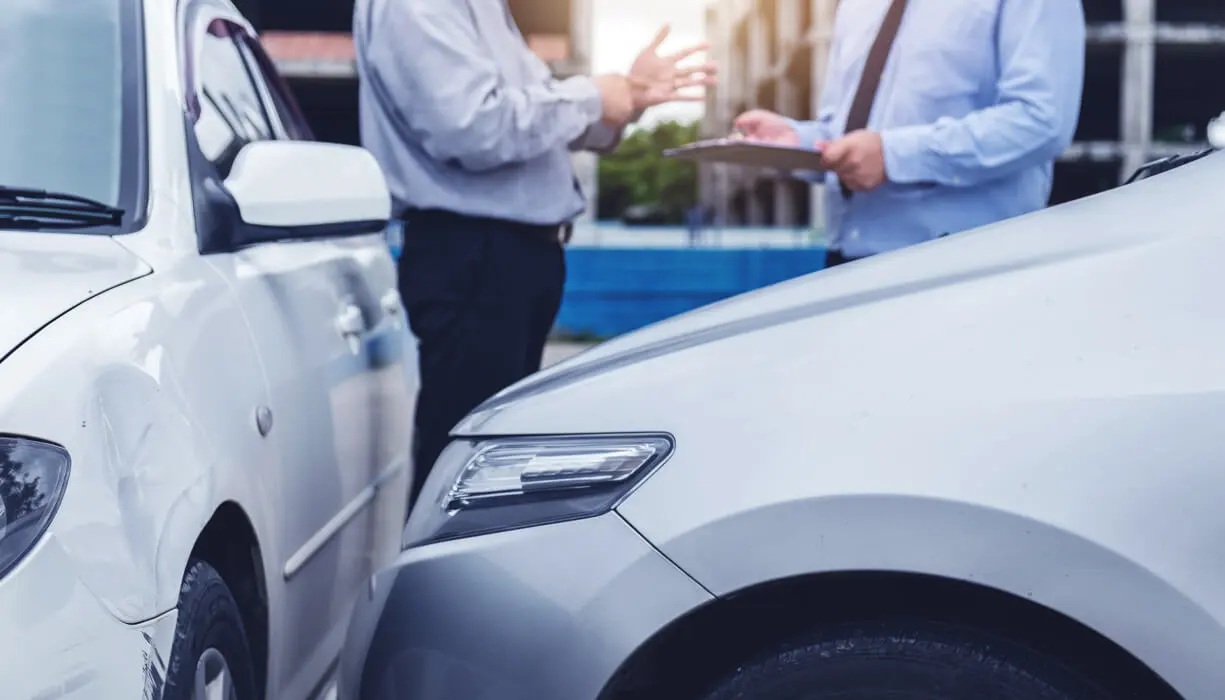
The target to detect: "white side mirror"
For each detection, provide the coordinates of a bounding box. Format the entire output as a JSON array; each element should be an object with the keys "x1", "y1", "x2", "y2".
[
  {"x1": 1208, "y1": 112, "x2": 1225, "y2": 149},
  {"x1": 224, "y1": 141, "x2": 391, "y2": 231}
]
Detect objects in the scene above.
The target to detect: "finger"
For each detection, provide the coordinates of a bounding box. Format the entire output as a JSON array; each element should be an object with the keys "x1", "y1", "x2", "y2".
[
  {"x1": 823, "y1": 150, "x2": 852, "y2": 171},
  {"x1": 677, "y1": 62, "x2": 718, "y2": 78},
  {"x1": 647, "y1": 24, "x2": 671, "y2": 52},
  {"x1": 821, "y1": 141, "x2": 849, "y2": 168},
  {"x1": 733, "y1": 109, "x2": 771, "y2": 129},
  {"x1": 665, "y1": 42, "x2": 710, "y2": 64},
  {"x1": 675, "y1": 76, "x2": 718, "y2": 90}
]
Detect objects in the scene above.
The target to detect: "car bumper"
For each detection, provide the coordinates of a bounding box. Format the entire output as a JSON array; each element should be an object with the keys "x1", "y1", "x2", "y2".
[
  {"x1": 340, "y1": 513, "x2": 713, "y2": 700},
  {"x1": 0, "y1": 536, "x2": 178, "y2": 699}
]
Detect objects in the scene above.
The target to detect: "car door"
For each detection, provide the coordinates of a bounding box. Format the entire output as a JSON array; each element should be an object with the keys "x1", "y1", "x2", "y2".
[
  {"x1": 235, "y1": 20, "x2": 413, "y2": 616},
  {"x1": 183, "y1": 14, "x2": 400, "y2": 698}
]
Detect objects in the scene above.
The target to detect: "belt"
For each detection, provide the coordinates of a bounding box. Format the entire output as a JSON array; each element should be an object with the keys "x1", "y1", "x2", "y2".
[{"x1": 401, "y1": 208, "x2": 572, "y2": 245}]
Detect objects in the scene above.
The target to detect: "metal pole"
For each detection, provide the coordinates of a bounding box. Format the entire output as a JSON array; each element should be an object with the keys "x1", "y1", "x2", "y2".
[{"x1": 1120, "y1": 0, "x2": 1155, "y2": 183}]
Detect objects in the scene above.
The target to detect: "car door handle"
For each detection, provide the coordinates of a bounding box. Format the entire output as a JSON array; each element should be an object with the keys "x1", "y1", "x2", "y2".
[
  {"x1": 335, "y1": 304, "x2": 365, "y2": 338},
  {"x1": 380, "y1": 289, "x2": 402, "y2": 317}
]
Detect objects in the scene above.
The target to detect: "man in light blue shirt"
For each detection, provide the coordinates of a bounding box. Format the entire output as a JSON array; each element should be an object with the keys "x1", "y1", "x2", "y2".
[{"x1": 735, "y1": 0, "x2": 1086, "y2": 265}]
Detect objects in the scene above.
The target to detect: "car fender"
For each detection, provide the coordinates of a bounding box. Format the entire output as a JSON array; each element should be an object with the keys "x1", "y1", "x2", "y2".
[
  {"x1": 0, "y1": 260, "x2": 278, "y2": 625},
  {"x1": 621, "y1": 493, "x2": 1224, "y2": 700}
]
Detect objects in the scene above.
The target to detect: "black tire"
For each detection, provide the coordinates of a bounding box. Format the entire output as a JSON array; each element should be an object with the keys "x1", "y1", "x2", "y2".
[
  {"x1": 162, "y1": 559, "x2": 260, "y2": 700},
  {"x1": 704, "y1": 620, "x2": 1111, "y2": 700}
]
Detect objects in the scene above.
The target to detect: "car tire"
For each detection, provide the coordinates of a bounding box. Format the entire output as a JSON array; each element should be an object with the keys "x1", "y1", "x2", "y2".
[
  {"x1": 162, "y1": 559, "x2": 259, "y2": 700},
  {"x1": 703, "y1": 620, "x2": 1111, "y2": 700}
]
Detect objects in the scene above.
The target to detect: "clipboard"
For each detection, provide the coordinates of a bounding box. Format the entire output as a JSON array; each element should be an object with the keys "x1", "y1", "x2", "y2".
[{"x1": 664, "y1": 138, "x2": 826, "y2": 174}]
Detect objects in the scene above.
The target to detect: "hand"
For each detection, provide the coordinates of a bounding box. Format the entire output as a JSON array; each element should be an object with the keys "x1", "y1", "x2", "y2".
[
  {"x1": 628, "y1": 24, "x2": 717, "y2": 110},
  {"x1": 591, "y1": 74, "x2": 635, "y2": 125},
  {"x1": 820, "y1": 129, "x2": 887, "y2": 192},
  {"x1": 732, "y1": 110, "x2": 798, "y2": 145}
]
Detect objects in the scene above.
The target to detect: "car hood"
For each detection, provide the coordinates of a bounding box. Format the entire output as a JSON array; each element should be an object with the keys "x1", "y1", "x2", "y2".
[
  {"x1": 455, "y1": 151, "x2": 1225, "y2": 435},
  {"x1": 0, "y1": 232, "x2": 152, "y2": 361}
]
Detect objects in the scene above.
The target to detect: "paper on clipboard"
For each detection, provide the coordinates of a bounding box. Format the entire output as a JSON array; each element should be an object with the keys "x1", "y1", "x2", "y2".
[{"x1": 663, "y1": 138, "x2": 826, "y2": 175}]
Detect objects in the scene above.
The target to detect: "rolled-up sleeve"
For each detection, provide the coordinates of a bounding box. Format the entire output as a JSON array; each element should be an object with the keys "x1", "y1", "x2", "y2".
[
  {"x1": 880, "y1": 0, "x2": 1085, "y2": 187},
  {"x1": 365, "y1": 0, "x2": 604, "y2": 171}
]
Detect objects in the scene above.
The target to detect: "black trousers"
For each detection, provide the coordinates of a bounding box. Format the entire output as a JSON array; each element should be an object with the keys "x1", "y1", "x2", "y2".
[{"x1": 398, "y1": 209, "x2": 566, "y2": 505}]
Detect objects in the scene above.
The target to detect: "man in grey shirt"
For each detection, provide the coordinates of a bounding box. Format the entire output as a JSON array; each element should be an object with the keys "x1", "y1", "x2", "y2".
[{"x1": 354, "y1": 0, "x2": 714, "y2": 500}]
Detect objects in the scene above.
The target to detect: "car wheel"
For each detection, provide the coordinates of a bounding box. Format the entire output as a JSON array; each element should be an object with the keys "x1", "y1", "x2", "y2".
[
  {"x1": 703, "y1": 620, "x2": 1111, "y2": 700},
  {"x1": 162, "y1": 559, "x2": 259, "y2": 700}
]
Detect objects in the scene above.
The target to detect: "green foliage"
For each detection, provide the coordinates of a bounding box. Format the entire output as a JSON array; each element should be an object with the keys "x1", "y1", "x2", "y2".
[{"x1": 597, "y1": 120, "x2": 701, "y2": 224}]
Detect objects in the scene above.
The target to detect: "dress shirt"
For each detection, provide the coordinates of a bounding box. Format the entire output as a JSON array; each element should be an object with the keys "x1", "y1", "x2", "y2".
[
  {"x1": 354, "y1": 0, "x2": 624, "y2": 225},
  {"x1": 791, "y1": 0, "x2": 1086, "y2": 258}
]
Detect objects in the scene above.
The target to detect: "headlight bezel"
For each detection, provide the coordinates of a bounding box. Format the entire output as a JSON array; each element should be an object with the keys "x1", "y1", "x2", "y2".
[
  {"x1": 0, "y1": 435, "x2": 71, "y2": 580},
  {"x1": 405, "y1": 432, "x2": 674, "y2": 549}
]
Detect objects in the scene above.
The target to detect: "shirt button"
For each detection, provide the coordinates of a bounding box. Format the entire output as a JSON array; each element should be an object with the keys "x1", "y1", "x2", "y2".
[{"x1": 849, "y1": 228, "x2": 860, "y2": 240}]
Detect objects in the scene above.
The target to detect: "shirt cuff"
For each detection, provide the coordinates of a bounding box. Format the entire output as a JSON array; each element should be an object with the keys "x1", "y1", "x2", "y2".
[
  {"x1": 880, "y1": 124, "x2": 943, "y2": 185},
  {"x1": 787, "y1": 118, "x2": 827, "y2": 148},
  {"x1": 581, "y1": 122, "x2": 622, "y2": 152}
]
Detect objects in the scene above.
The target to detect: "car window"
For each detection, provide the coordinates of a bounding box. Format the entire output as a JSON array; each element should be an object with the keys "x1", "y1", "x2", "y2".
[
  {"x1": 238, "y1": 35, "x2": 314, "y2": 142},
  {"x1": 194, "y1": 21, "x2": 276, "y2": 177},
  {"x1": 0, "y1": 0, "x2": 141, "y2": 219}
]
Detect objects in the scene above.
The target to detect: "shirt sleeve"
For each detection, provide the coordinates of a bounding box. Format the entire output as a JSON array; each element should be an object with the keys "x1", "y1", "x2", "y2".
[
  {"x1": 365, "y1": 0, "x2": 605, "y2": 171},
  {"x1": 788, "y1": 117, "x2": 833, "y2": 149},
  {"x1": 880, "y1": 0, "x2": 1086, "y2": 187},
  {"x1": 570, "y1": 109, "x2": 645, "y2": 154}
]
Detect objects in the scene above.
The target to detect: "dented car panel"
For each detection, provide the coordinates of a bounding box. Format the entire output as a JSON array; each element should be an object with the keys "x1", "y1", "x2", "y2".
[{"x1": 0, "y1": 262, "x2": 276, "y2": 624}]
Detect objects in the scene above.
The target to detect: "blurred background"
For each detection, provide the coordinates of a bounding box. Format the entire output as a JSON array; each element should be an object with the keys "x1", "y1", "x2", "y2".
[{"x1": 236, "y1": 0, "x2": 1225, "y2": 343}]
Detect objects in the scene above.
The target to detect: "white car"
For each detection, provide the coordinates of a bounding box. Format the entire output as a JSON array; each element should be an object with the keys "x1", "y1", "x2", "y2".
[{"x1": 2, "y1": 0, "x2": 414, "y2": 698}]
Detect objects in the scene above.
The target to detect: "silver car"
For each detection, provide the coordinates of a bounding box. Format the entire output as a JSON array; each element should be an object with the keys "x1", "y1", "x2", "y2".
[{"x1": 340, "y1": 151, "x2": 1225, "y2": 700}]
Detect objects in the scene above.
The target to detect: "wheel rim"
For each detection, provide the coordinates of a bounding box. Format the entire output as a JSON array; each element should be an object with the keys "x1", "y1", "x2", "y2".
[{"x1": 194, "y1": 648, "x2": 237, "y2": 700}]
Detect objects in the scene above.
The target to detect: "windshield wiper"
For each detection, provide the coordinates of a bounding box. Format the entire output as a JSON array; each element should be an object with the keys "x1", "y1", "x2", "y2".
[{"x1": 0, "y1": 185, "x2": 124, "y2": 230}]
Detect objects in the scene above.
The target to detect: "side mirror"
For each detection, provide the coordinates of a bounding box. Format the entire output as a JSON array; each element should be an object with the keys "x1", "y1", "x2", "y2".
[
  {"x1": 222, "y1": 141, "x2": 391, "y2": 247},
  {"x1": 1209, "y1": 112, "x2": 1225, "y2": 149}
]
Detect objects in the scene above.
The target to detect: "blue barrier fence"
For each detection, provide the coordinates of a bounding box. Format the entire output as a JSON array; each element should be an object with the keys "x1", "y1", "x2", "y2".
[{"x1": 555, "y1": 246, "x2": 827, "y2": 338}]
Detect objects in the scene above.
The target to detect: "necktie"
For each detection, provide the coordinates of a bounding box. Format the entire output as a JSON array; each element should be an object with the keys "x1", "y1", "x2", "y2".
[{"x1": 839, "y1": 0, "x2": 910, "y2": 200}]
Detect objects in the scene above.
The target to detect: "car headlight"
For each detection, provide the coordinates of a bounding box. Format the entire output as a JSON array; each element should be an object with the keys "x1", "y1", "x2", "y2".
[
  {"x1": 0, "y1": 436, "x2": 70, "y2": 578},
  {"x1": 404, "y1": 434, "x2": 673, "y2": 548}
]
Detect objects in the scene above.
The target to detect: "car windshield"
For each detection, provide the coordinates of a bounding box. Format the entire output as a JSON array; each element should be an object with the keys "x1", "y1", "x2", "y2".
[{"x1": 0, "y1": 0, "x2": 143, "y2": 231}]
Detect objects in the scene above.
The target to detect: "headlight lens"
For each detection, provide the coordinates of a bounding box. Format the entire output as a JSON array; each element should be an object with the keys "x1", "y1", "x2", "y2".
[
  {"x1": 405, "y1": 434, "x2": 673, "y2": 548},
  {"x1": 0, "y1": 436, "x2": 70, "y2": 578}
]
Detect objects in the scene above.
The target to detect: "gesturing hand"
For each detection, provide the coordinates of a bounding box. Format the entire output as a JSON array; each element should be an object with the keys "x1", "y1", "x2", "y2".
[{"x1": 628, "y1": 24, "x2": 718, "y2": 110}]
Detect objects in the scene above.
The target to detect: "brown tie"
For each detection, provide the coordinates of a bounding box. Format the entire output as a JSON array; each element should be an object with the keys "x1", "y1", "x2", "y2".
[{"x1": 839, "y1": 0, "x2": 910, "y2": 200}]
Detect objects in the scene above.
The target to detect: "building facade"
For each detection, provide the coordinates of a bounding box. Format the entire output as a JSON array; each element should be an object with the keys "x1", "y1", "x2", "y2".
[
  {"x1": 701, "y1": 0, "x2": 1225, "y2": 228},
  {"x1": 238, "y1": 0, "x2": 601, "y2": 220}
]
